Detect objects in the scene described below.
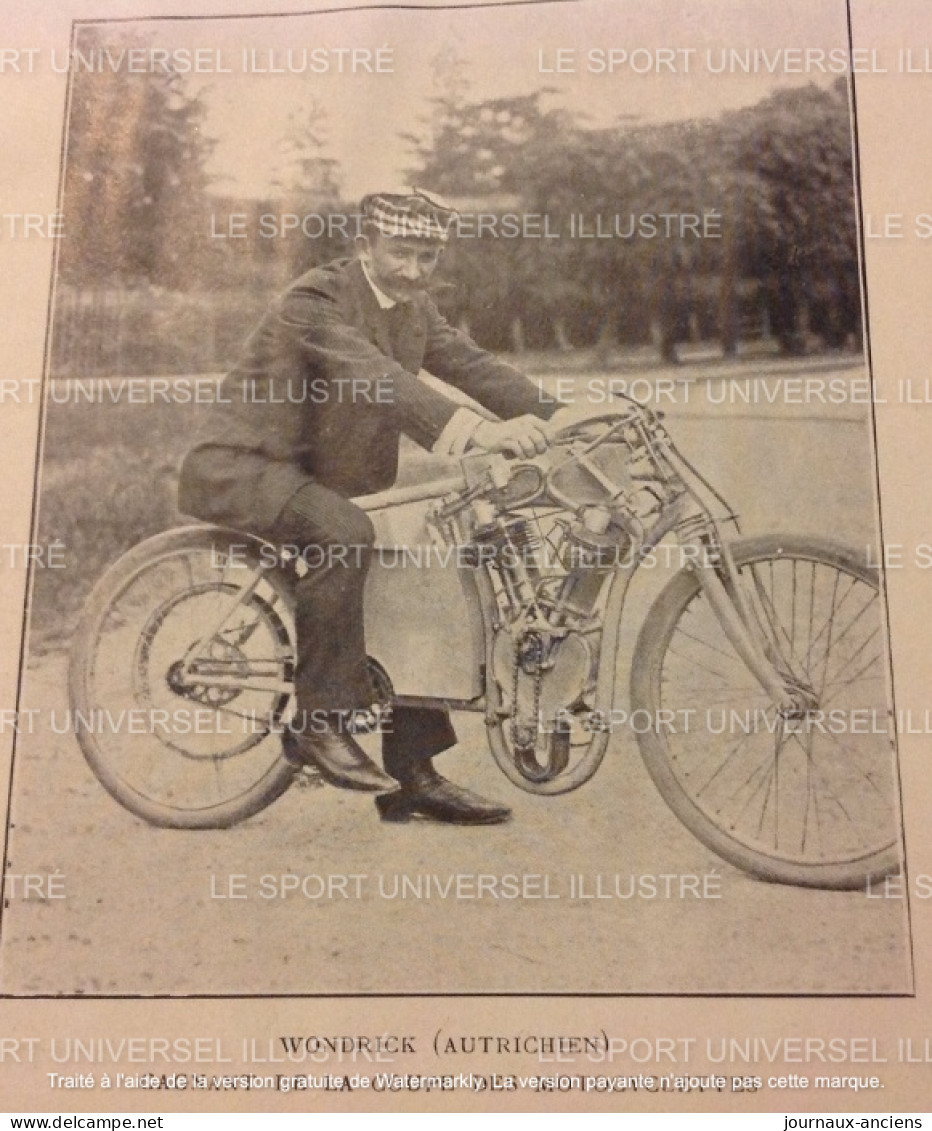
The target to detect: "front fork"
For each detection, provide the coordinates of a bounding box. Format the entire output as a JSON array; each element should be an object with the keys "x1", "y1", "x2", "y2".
[{"x1": 686, "y1": 531, "x2": 813, "y2": 713}]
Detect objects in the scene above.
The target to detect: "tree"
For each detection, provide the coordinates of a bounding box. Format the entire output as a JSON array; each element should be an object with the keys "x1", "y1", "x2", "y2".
[
  {"x1": 270, "y1": 99, "x2": 342, "y2": 203},
  {"x1": 715, "y1": 79, "x2": 858, "y2": 352},
  {"x1": 402, "y1": 65, "x2": 859, "y2": 356},
  {"x1": 268, "y1": 98, "x2": 347, "y2": 276},
  {"x1": 58, "y1": 26, "x2": 215, "y2": 289},
  {"x1": 404, "y1": 57, "x2": 584, "y2": 349}
]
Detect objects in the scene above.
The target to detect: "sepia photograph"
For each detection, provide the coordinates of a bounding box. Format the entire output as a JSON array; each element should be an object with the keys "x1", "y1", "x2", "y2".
[
  {"x1": 5, "y1": 0, "x2": 932, "y2": 1117},
  {"x1": 0, "y1": 0, "x2": 908, "y2": 1001}
]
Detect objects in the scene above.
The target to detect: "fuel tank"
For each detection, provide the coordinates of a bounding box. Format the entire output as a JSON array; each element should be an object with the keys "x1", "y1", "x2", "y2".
[{"x1": 363, "y1": 499, "x2": 484, "y2": 701}]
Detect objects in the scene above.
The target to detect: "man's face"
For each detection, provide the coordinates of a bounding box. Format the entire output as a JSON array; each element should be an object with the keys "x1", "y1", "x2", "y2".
[{"x1": 357, "y1": 233, "x2": 443, "y2": 303}]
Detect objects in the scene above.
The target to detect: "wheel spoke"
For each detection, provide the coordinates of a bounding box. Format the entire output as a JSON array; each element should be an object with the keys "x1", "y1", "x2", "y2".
[
  {"x1": 632, "y1": 539, "x2": 901, "y2": 886},
  {"x1": 72, "y1": 536, "x2": 297, "y2": 826},
  {"x1": 690, "y1": 726, "x2": 761, "y2": 797}
]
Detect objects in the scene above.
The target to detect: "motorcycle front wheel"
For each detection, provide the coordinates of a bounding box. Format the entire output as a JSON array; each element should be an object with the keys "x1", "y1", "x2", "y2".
[
  {"x1": 630, "y1": 534, "x2": 901, "y2": 889},
  {"x1": 68, "y1": 526, "x2": 298, "y2": 828}
]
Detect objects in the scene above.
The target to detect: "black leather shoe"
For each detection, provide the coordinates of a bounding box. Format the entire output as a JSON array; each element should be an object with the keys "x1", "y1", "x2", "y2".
[
  {"x1": 282, "y1": 726, "x2": 398, "y2": 793},
  {"x1": 375, "y1": 768, "x2": 511, "y2": 824}
]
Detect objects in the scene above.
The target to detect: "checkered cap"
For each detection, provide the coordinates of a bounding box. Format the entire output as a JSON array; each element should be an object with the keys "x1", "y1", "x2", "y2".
[{"x1": 360, "y1": 187, "x2": 458, "y2": 241}]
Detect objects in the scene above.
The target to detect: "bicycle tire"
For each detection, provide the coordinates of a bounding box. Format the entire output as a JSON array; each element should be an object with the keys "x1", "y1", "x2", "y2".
[
  {"x1": 630, "y1": 534, "x2": 901, "y2": 888},
  {"x1": 69, "y1": 526, "x2": 298, "y2": 828}
]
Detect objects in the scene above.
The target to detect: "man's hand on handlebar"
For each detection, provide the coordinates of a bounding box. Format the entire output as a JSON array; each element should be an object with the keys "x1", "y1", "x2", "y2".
[{"x1": 472, "y1": 415, "x2": 550, "y2": 458}]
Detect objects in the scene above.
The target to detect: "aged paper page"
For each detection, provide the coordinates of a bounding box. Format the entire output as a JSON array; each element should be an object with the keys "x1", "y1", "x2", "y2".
[{"x1": 0, "y1": 0, "x2": 929, "y2": 1116}]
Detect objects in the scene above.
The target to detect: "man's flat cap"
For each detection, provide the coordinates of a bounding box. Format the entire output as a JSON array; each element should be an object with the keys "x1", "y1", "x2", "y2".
[{"x1": 360, "y1": 187, "x2": 458, "y2": 241}]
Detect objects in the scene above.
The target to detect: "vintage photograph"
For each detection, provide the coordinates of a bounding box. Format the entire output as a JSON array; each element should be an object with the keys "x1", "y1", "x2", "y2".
[{"x1": 0, "y1": 0, "x2": 909, "y2": 997}]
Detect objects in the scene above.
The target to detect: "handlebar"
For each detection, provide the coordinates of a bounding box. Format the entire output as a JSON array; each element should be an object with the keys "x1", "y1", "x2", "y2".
[{"x1": 353, "y1": 403, "x2": 663, "y2": 517}]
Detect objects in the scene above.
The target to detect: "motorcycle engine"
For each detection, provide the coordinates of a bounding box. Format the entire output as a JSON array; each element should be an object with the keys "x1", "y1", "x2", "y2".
[{"x1": 438, "y1": 444, "x2": 640, "y2": 779}]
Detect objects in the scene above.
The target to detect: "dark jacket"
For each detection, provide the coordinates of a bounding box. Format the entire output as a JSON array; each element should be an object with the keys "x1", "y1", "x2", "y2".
[{"x1": 179, "y1": 257, "x2": 556, "y2": 537}]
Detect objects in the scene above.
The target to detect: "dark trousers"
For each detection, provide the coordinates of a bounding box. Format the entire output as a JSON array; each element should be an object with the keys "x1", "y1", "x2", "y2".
[{"x1": 270, "y1": 482, "x2": 457, "y2": 776}]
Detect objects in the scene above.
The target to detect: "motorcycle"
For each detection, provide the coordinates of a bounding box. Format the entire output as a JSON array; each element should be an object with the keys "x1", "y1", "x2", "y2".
[{"x1": 68, "y1": 399, "x2": 901, "y2": 889}]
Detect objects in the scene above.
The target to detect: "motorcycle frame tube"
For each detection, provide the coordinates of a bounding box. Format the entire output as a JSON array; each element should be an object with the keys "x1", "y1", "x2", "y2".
[
  {"x1": 169, "y1": 435, "x2": 791, "y2": 714},
  {"x1": 82, "y1": 525, "x2": 293, "y2": 697},
  {"x1": 179, "y1": 552, "x2": 277, "y2": 685}
]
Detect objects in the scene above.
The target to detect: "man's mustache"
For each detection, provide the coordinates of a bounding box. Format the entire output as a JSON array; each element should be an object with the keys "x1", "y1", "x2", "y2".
[{"x1": 389, "y1": 278, "x2": 454, "y2": 294}]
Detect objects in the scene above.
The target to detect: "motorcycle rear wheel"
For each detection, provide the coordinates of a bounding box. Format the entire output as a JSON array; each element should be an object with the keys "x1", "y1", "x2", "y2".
[
  {"x1": 630, "y1": 534, "x2": 901, "y2": 889},
  {"x1": 69, "y1": 526, "x2": 298, "y2": 828}
]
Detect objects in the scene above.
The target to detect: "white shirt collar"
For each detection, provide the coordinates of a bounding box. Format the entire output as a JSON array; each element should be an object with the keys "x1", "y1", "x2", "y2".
[{"x1": 359, "y1": 258, "x2": 396, "y2": 309}]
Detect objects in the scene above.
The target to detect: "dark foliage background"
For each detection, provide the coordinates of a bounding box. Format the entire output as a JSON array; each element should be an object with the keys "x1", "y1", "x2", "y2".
[
  {"x1": 52, "y1": 30, "x2": 861, "y2": 374},
  {"x1": 33, "y1": 29, "x2": 864, "y2": 649}
]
